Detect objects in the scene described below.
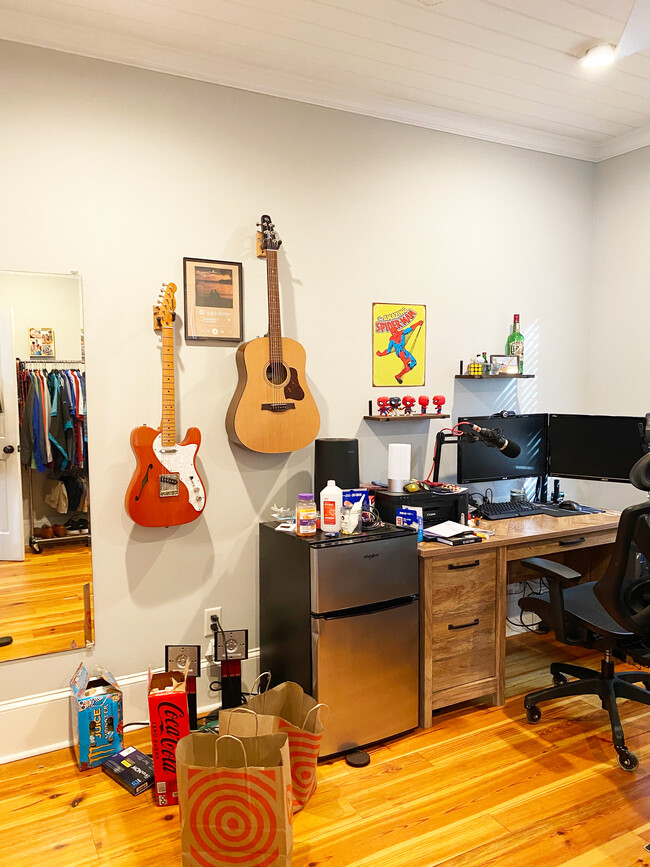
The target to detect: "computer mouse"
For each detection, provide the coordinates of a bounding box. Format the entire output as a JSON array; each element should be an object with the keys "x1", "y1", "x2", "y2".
[{"x1": 558, "y1": 500, "x2": 582, "y2": 511}]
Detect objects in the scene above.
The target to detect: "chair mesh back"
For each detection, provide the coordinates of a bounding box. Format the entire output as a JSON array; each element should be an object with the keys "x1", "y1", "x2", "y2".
[
  {"x1": 595, "y1": 502, "x2": 650, "y2": 636},
  {"x1": 622, "y1": 513, "x2": 650, "y2": 619}
]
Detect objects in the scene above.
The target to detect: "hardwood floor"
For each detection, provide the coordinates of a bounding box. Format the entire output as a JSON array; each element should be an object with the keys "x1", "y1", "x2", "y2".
[
  {"x1": 0, "y1": 542, "x2": 92, "y2": 661},
  {"x1": 1, "y1": 633, "x2": 650, "y2": 866}
]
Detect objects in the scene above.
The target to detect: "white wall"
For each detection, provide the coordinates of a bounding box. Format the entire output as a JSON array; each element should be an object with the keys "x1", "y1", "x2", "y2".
[
  {"x1": 579, "y1": 146, "x2": 650, "y2": 512},
  {"x1": 0, "y1": 272, "x2": 83, "y2": 361},
  {"x1": 0, "y1": 40, "x2": 599, "y2": 759}
]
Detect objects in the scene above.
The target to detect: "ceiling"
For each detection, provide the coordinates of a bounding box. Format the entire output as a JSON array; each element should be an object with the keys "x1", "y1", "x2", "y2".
[{"x1": 1, "y1": 0, "x2": 650, "y2": 162}]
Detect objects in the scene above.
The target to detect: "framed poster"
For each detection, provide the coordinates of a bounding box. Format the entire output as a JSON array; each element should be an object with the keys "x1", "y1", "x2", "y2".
[
  {"x1": 372, "y1": 304, "x2": 426, "y2": 387},
  {"x1": 183, "y1": 258, "x2": 243, "y2": 342},
  {"x1": 29, "y1": 327, "x2": 55, "y2": 357}
]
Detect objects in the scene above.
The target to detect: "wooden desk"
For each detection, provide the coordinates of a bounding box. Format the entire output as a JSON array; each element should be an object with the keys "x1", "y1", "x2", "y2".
[{"x1": 417, "y1": 510, "x2": 620, "y2": 728}]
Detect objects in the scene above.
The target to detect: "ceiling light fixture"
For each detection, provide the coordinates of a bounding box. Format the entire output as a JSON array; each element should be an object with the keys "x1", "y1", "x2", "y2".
[{"x1": 581, "y1": 43, "x2": 617, "y2": 67}]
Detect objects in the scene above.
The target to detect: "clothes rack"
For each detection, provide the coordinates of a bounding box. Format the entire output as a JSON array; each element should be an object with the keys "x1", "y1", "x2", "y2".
[{"x1": 17, "y1": 360, "x2": 90, "y2": 553}]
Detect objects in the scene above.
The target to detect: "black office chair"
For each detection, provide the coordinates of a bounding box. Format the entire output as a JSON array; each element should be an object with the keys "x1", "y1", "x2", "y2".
[{"x1": 518, "y1": 453, "x2": 650, "y2": 770}]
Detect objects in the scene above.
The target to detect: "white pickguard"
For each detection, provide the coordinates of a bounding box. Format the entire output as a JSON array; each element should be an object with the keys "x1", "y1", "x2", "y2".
[{"x1": 153, "y1": 434, "x2": 205, "y2": 512}]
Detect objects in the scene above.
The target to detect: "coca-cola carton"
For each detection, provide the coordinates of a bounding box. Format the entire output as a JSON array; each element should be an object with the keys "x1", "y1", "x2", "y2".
[{"x1": 148, "y1": 669, "x2": 190, "y2": 806}]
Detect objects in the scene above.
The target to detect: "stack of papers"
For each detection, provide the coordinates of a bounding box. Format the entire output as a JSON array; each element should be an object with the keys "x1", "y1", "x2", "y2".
[{"x1": 423, "y1": 520, "x2": 481, "y2": 545}]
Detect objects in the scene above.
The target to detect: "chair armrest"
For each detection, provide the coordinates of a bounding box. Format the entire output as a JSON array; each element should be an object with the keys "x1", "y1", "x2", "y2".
[
  {"x1": 521, "y1": 557, "x2": 581, "y2": 584},
  {"x1": 521, "y1": 557, "x2": 582, "y2": 644}
]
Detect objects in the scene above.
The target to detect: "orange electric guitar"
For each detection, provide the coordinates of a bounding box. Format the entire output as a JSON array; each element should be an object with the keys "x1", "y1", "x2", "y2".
[
  {"x1": 226, "y1": 215, "x2": 320, "y2": 453},
  {"x1": 125, "y1": 282, "x2": 206, "y2": 527}
]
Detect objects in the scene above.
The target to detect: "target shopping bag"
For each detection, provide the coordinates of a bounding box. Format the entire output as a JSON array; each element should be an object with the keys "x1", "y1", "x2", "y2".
[
  {"x1": 176, "y1": 732, "x2": 292, "y2": 867},
  {"x1": 220, "y1": 679, "x2": 328, "y2": 812}
]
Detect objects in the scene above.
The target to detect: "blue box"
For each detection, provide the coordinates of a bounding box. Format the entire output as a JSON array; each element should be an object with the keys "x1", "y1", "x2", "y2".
[
  {"x1": 395, "y1": 506, "x2": 424, "y2": 541},
  {"x1": 70, "y1": 663, "x2": 123, "y2": 770}
]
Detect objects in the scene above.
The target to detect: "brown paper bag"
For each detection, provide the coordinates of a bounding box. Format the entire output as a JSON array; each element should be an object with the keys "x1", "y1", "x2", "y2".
[
  {"x1": 176, "y1": 732, "x2": 293, "y2": 867},
  {"x1": 220, "y1": 680, "x2": 328, "y2": 812}
]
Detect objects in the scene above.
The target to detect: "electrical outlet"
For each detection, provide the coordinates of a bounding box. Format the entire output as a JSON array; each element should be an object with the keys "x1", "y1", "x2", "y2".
[{"x1": 204, "y1": 606, "x2": 222, "y2": 638}]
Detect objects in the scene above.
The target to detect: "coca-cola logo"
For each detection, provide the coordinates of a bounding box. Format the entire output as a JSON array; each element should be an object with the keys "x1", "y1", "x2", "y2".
[{"x1": 155, "y1": 701, "x2": 185, "y2": 774}]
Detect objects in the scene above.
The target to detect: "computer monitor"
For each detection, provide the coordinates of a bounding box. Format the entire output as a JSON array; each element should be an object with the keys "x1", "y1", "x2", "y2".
[
  {"x1": 457, "y1": 414, "x2": 548, "y2": 484},
  {"x1": 547, "y1": 414, "x2": 647, "y2": 483}
]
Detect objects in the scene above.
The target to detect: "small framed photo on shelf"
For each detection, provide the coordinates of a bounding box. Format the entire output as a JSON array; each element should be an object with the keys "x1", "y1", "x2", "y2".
[
  {"x1": 490, "y1": 355, "x2": 520, "y2": 375},
  {"x1": 29, "y1": 327, "x2": 55, "y2": 357},
  {"x1": 183, "y1": 257, "x2": 243, "y2": 342}
]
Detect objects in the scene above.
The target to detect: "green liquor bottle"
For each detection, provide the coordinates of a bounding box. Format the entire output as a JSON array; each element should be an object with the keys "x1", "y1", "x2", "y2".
[{"x1": 506, "y1": 314, "x2": 524, "y2": 373}]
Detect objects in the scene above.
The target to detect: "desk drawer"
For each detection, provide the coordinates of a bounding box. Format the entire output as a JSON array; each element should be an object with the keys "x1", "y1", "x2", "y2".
[
  {"x1": 431, "y1": 600, "x2": 496, "y2": 691},
  {"x1": 425, "y1": 551, "x2": 496, "y2": 606},
  {"x1": 423, "y1": 550, "x2": 497, "y2": 698},
  {"x1": 506, "y1": 529, "x2": 616, "y2": 563}
]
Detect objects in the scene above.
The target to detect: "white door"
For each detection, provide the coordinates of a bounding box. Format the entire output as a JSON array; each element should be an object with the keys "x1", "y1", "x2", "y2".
[{"x1": 0, "y1": 307, "x2": 25, "y2": 560}]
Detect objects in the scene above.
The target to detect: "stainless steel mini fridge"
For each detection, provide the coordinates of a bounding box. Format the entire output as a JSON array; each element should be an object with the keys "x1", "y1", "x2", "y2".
[{"x1": 259, "y1": 523, "x2": 419, "y2": 758}]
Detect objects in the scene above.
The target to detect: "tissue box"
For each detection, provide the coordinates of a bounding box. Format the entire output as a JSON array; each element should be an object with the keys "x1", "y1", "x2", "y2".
[
  {"x1": 148, "y1": 670, "x2": 190, "y2": 806},
  {"x1": 70, "y1": 663, "x2": 123, "y2": 770}
]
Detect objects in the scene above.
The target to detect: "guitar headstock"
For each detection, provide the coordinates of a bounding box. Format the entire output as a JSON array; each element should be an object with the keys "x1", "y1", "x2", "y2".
[
  {"x1": 258, "y1": 215, "x2": 282, "y2": 252},
  {"x1": 153, "y1": 282, "x2": 177, "y2": 331}
]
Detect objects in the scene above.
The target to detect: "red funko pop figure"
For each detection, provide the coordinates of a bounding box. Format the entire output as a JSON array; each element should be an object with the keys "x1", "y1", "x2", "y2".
[
  {"x1": 418, "y1": 395, "x2": 430, "y2": 415},
  {"x1": 432, "y1": 394, "x2": 446, "y2": 414},
  {"x1": 402, "y1": 395, "x2": 416, "y2": 415},
  {"x1": 377, "y1": 396, "x2": 390, "y2": 416}
]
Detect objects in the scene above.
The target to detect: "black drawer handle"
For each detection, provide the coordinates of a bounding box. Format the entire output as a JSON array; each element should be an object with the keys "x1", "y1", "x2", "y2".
[
  {"x1": 448, "y1": 618, "x2": 479, "y2": 631},
  {"x1": 558, "y1": 536, "x2": 585, "y2": 547},
  {"x1": 448, "y1": 559, "x2": 480, "y2": 570}
]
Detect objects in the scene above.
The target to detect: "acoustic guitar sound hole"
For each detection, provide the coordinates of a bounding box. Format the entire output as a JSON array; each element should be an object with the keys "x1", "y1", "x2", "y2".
[{"x1": 265, "y1": 363, "x2": 288, "y2": 386}]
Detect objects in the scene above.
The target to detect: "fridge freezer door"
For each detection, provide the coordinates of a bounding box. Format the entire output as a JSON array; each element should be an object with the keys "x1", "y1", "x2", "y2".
[
  {"x1": 310, "y1": 532, "x2": 417, "y2": 613},
  {"x1": 312, "y1": 597, "x2": 419, "y2": 758}
]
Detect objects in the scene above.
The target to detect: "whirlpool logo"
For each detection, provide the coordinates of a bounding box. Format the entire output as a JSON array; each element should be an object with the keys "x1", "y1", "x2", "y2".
[{"x1": 363, "y1": 552, "x2": 379, "y2": 560}]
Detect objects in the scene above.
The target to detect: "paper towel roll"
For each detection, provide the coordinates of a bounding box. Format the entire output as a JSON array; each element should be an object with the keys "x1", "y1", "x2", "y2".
[{"x1": 388, "y1": 443, "x2": 411, "y2": 493}]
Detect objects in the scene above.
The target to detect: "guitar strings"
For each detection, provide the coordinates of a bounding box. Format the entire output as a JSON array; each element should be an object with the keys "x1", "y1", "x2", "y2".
[{"x1": 267, "y1": 248, "x2": 282, "y2": 408}]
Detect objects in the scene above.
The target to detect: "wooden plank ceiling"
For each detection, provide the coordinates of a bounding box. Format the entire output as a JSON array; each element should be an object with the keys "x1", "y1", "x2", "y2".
[{"x1": 1, "y1": 0, "x2": 649, "y2": 161}]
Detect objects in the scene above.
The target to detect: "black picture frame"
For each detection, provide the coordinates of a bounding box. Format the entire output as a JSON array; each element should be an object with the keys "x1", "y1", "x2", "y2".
[{"x1": 183, "y1": 257, "x2": 243, "y2": 343}]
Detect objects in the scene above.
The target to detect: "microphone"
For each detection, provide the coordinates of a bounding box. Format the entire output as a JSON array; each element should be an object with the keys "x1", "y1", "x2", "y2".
[{"x1": 462, "y1": 423, "x2": 521, "y2": 458}]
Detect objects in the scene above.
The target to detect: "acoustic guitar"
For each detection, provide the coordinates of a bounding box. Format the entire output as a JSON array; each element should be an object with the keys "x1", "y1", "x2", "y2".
[
  {"x1": 125, "y1": 282, "x2": 206, "y2": 526},
  {"x1": 226, "y1": 215, "x2": 320, "y2": 453}
]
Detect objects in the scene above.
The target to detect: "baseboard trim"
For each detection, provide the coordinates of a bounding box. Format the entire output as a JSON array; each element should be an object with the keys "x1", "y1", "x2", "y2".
[{"x1": 0, "y1": 650, "x2": 260, "y2": 765}]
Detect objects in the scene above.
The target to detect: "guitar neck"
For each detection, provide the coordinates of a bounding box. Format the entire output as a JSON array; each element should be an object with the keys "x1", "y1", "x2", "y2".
[
  {"x1": 267, "y1": 250, "x2": 283, "y2": 363},
  {"x1": 161, "y1": 324, "x2": 176, "y2": 446}
]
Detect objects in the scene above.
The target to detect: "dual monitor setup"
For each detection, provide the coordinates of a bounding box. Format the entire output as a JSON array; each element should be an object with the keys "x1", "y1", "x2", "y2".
[{"x1": 457, "y1": 412, "x2": 649, "y2": 492}]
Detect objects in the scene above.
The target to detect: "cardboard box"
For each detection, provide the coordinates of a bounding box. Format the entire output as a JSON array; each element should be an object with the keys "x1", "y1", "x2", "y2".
[
  {"x1": 102, "y1": 745, "x2": 155, "y2": 796},
  {"x1": 148, "y1": 670, "x2": 190, "y2": 806},
  {"x1": 70, "y1": 663, "x2": 123, "y2": 770}
]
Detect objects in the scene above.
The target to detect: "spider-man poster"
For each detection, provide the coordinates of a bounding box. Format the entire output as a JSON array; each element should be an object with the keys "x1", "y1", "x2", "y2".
[{"x1": 372, "y1": 303, "x2": 426, "y2": 387}]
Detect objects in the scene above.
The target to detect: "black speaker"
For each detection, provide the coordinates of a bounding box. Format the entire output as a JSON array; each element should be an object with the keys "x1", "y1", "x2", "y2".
[{"x1": 314, "y1": 438, "x2": 360, "y2": 498}]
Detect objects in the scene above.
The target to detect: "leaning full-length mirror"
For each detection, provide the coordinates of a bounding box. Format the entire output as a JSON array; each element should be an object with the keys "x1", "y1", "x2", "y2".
[{"x1": 0, "y1": 271, "x2": 93, "y2": 661}]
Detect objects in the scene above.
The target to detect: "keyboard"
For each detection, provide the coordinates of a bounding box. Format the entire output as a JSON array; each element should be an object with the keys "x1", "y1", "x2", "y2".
[{"x1": 477, "y1": 501, "x2": 546, "y2": 520}]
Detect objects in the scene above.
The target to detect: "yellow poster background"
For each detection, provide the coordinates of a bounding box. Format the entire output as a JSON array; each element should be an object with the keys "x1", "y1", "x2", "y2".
[{"x1": 372, "y1": 303, "x2": 426, "y2": 387}]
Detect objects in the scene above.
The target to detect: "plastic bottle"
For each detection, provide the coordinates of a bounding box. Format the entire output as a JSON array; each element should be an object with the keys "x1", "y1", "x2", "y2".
[
  {"x1": 296, "y1": 493, "x2": 317, "y2": 536},
  {"x1": 320, "y1": 479, "x2": 342, "y2": 533}
]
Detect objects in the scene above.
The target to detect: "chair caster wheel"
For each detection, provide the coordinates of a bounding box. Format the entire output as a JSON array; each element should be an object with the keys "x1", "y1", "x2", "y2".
[
  {"x1": 616, "y1": 747, "x2": 638, "y2": 771},
  {"x1": 526, "y1": 705, "x2": 542, "y2": 724},
  {"x1": 552, "y1": 673, "x2": 568, "y2": 686}
]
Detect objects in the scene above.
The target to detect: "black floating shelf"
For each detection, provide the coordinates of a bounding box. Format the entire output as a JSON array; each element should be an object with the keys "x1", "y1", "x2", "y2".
[
  {"x1": 455, "y1": 374, "x2": 534, "y2": 380},
  {"x1": 363, "y1": 413, "x2": 451, "y2": 421}
]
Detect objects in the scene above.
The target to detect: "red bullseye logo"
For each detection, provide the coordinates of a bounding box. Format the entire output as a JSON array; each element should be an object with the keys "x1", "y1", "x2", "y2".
[
  {"x1": 187, "y1": 768, "x2": 281, "y2": 866},
  {"x1": 277, "y1": 720, "x2": 321, "y2": 811}
]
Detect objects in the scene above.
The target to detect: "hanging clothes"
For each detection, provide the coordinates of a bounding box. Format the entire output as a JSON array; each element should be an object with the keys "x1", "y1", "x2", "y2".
[{"x1": 18, "y1": 364, "x2": 86, "y2": 473}]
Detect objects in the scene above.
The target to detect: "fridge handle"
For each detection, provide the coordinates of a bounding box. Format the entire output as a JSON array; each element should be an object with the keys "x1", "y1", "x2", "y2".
[{"x1": 319, "y1": 594, "x2": 418, "y2": 621}]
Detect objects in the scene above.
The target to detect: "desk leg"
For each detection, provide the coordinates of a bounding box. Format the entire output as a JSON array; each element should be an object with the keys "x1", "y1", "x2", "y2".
[
  {"x1": 494, "y1": 547, "x2": 507, "y2": 706},
  {"x1": 419, "y1": 560, "x2": 433, "y2": 728}
]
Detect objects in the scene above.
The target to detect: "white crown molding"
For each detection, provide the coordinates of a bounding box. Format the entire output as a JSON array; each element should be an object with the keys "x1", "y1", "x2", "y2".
[
  {"x1": 0, "y1": 33, "x2": 603, "y2": 163},
  {"x1": 4, "y1": 30, "x2": 647, "y2": 163},
  {"x1": 595, "y1": 122, "x2": 650, "y2": 162}
]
